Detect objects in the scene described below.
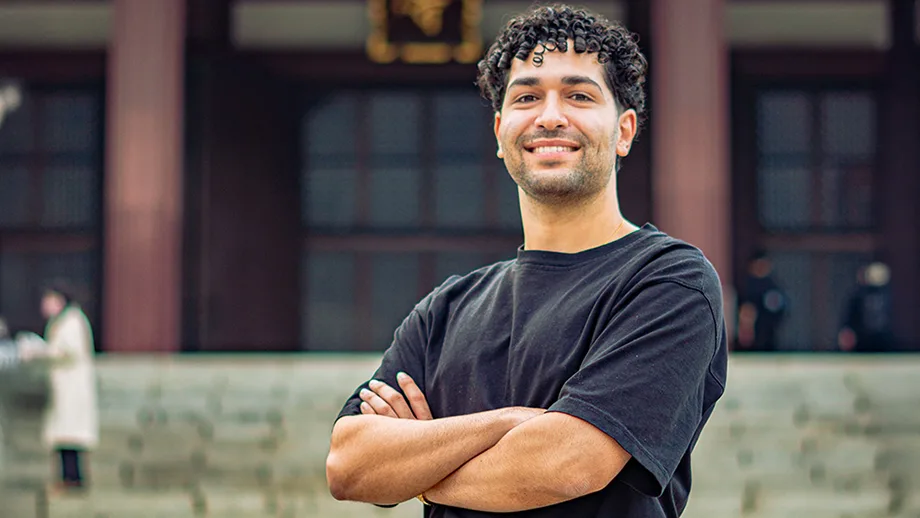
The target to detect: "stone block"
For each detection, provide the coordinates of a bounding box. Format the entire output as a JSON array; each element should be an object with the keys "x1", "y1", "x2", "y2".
[{"x1": 45, "y1": 489, "x2": 197, "y2": 518}]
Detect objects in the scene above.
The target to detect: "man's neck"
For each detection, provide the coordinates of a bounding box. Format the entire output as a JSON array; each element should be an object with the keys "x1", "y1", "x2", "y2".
[{"x1": 520, "y1": 188, "x2": 632, "y2": 253}]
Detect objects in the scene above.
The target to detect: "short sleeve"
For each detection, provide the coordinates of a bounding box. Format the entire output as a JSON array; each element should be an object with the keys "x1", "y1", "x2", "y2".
[
  {"x1": 334, "y1": 291, "x2": 435, "y2": 423},
  {"x1": 547, "y1": 279, "x2": 721, "y2": 496}
]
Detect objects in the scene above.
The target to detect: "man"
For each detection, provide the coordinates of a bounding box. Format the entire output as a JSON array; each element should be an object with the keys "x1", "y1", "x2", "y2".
[
  {"x1": 838, "y1": 261, "x2": 893, "y2": 353},
  {"x1": 326, "y1": 5, "x2": 727, "y2": 517},
  {"x1": 736, "y1": 250, "x2": 787, "y2": 351}
]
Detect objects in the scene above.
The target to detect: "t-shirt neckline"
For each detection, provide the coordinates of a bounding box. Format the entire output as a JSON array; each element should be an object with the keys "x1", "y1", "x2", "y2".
[{"x1": 516, "y1": 223, "x2": 658, "y2": 267}]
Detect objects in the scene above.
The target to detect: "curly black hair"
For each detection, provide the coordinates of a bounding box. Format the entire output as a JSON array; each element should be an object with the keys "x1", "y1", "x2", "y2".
[{"x1": 477, "y1": 4, "x2": 647, "y2": 130}]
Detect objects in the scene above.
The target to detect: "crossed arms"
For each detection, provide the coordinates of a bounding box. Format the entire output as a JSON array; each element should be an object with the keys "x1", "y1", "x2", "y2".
[{"x1": 325, "y1": 373, "x2": 632, "y2": 512}]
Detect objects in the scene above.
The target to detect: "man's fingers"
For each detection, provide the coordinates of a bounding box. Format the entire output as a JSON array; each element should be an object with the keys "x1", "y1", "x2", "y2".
[
  {"x1": 368, "y1": 379, "x2": 414, "y2": 419},
  {"x1": 359, "y1": 388, "x2": 398, "y2": 418},
  {"x1": 397, "y1": 372, "x2": 433, "y2": 420},
  {"x1": 357, "y1": 374, "x2": 432, "y2": 420}
]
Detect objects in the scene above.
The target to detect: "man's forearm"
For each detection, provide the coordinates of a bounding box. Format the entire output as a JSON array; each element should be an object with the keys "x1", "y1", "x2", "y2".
[
  {"x1": 424, "y1": 412, "x2": 630, "y2": 512},
  {"x1": 326, "y1": 408, "x2": 539, "y2": 505}
]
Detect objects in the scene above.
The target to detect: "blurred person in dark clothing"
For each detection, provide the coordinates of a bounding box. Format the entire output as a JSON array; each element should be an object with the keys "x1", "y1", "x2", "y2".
[
  {"x1": 838, "y1": 261, "x2": 894, "y2": 352},
  {"x1": 736, "y1": 250, "x2": 787, "y2": 351}
]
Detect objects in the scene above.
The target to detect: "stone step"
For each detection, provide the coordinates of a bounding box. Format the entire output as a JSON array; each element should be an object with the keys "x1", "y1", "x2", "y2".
[
  {"x1": 859, "y1": 412, "x2": 920, "y2": 435},
  {"x1": 308, "y1": 493, "x2": 422, "y2": 518},
  {"x1": 747, "y1": 487, "x2": 891, "y2": 517},
  {"x1": 91, "y1": 427, "x2": 285, "y2": 464},
  {"x1": 875, "y1": 446, "x2": 920, "y2": 476},
  {"x1": 97, "y1": 407, "x2": 296, "y2": 431},
  {"x1": 194, "y1": 442, "x2": 282, "y2": 470},
  {"x1": 0, "y1": 457, "x2": 50, "y2": 488},
  {"x1": 696, "y1": 428, "x2": 879, "y2": 451},
  {"x1": 189, "y1": 487, "x2": 384, "y2": 517},
  {"x1": 115, "y1": 459, "x2": 200, "y2": 490},
  {"x1": 4, "y1": 356, "x2": 919, "y2": 517},
  {"x1": 1, "y1": 451, "x2": 329, "y2": 492},
  {"x1": 266, "y1": 465, "x2": 326, "y2": 492},
  {"x1": 0, "y1": 489, "x2": 41, "y2": 518},
  {"x1": 719, "y1": 392, "x2": 857, "y2": 416},
  {"x1": 187, "y1": 488, "x2": 275, "y2": 516},
  {"x1": 695, "y1": 440, "x2": 878, "y2": 474},
  {"x1": 97, "y1": 399, "x2": 336, "y2": 419},
  {"x1": 680, "y1": 493, "x2": 741, "y2": 518},
  {"x1": 692, "y1": 466, "x2": 892, "y2": 496},
  {"x1": 45, "y1": 489, "x2": 197, "y2": 518},
  {"x1": 704, "y1": 417, "x2": 857, "y2": 440}
]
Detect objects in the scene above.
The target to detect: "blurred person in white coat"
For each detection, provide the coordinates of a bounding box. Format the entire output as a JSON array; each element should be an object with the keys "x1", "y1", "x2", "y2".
[{"x1": 19, "y1": 282, "x2": 99, "y2": 492}]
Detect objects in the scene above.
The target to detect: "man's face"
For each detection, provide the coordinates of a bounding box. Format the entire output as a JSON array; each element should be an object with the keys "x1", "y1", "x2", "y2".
[
  {"x1": 494, "y1": 45, "x2": 636, "y2": 205},
  {"x1": 750, "y1": 258, "x2": 772, "y2": 278}
]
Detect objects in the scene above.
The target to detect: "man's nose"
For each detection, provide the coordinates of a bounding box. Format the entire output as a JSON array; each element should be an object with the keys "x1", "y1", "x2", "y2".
[{"x1": 535, "y1": 96, "x2": 568, "y2": 130}]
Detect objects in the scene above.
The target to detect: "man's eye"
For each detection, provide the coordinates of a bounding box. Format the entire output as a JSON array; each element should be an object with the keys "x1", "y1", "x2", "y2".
[
  {"x1": 572, "y1": 94, "x2": 593, "y2": 102},
  {"x1": 515, "y1": 95, "x2": 538, "y2": 103}
]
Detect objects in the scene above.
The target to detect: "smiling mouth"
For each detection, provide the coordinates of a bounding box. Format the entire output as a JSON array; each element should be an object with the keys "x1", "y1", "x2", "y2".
[{"x1": 529, "y1": 146, "x2": 578, "y2": 154}]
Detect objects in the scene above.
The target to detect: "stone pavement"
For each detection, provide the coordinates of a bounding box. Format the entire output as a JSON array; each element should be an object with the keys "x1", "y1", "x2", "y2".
[{"x1": 0, "y1": 353, "x2": 918, "y2": 518}]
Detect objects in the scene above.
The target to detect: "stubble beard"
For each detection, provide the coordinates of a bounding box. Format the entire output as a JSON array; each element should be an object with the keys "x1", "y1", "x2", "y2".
[{"x1": 506, "y1": 133, "x2": 617, "y2": 207}]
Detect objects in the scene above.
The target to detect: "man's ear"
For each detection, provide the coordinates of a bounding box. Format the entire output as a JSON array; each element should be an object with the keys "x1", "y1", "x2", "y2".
[
  {"x1": 494, "y1": 111, "x2": 504, "y2": 158},
  {"x1": 616, "y1": 109, "x2": 638, "y2": 157}
]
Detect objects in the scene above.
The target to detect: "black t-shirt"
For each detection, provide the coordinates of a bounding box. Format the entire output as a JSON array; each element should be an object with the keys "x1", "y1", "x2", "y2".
[{"x1": 337, "y1": 224, "x2": 728, "y2": 517}]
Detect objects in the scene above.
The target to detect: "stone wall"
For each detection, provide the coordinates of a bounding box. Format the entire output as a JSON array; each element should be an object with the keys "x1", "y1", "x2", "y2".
[{"x1": 1, "y1": 354, "x2": 918, "y2": 518}]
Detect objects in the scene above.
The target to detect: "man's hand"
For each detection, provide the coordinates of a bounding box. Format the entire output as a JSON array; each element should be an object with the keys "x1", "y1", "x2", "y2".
[{"x1": 359, "y1": 372, "x2": 433, "y2": 420}]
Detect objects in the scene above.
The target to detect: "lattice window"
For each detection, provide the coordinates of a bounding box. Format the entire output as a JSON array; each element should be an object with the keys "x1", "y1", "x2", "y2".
[{"x1": 300, "y1": 89, "x2": 520, "y2": 351}]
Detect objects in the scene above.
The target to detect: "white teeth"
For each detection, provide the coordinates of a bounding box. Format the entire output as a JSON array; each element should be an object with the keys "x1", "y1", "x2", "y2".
[{"x1": 533, "y1": 146, "x2": 576, "y2": 154}]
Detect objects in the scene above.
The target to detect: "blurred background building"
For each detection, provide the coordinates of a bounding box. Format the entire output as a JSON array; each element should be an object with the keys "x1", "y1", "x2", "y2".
[{"x1": 0, "y1": 0, "x2": 916, "y2": 354}]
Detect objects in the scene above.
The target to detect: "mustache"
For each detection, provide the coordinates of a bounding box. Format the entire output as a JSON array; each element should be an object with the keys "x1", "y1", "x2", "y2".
[{"x1": 516, "y1": 130, "x2": 586, "y2": 148}]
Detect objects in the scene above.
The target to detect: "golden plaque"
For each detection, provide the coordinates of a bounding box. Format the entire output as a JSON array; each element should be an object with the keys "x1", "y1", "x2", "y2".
[{"x1": 367, "y1": 0, "x2": 483, "y2": 64}]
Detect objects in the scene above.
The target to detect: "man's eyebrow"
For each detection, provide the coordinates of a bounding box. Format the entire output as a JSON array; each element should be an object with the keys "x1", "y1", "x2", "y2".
[
  {"x1": 562, "y1": 76, "x2": 603, "y2": 89},
  {"x1": 507, "y1": 77, "x2": 541, "y2": 89},
  {"x1": 507, "y1": 76, "x2": 603, "y2": 89}
]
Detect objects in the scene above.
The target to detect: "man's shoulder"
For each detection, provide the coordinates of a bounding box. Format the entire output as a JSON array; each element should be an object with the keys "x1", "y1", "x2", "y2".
[
  {"x1": 415, "y1": 258, "x2": 516, "y2": 312},
  {"x1": 627, "y1": 227, "x2": 722, "y2": 295}
]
